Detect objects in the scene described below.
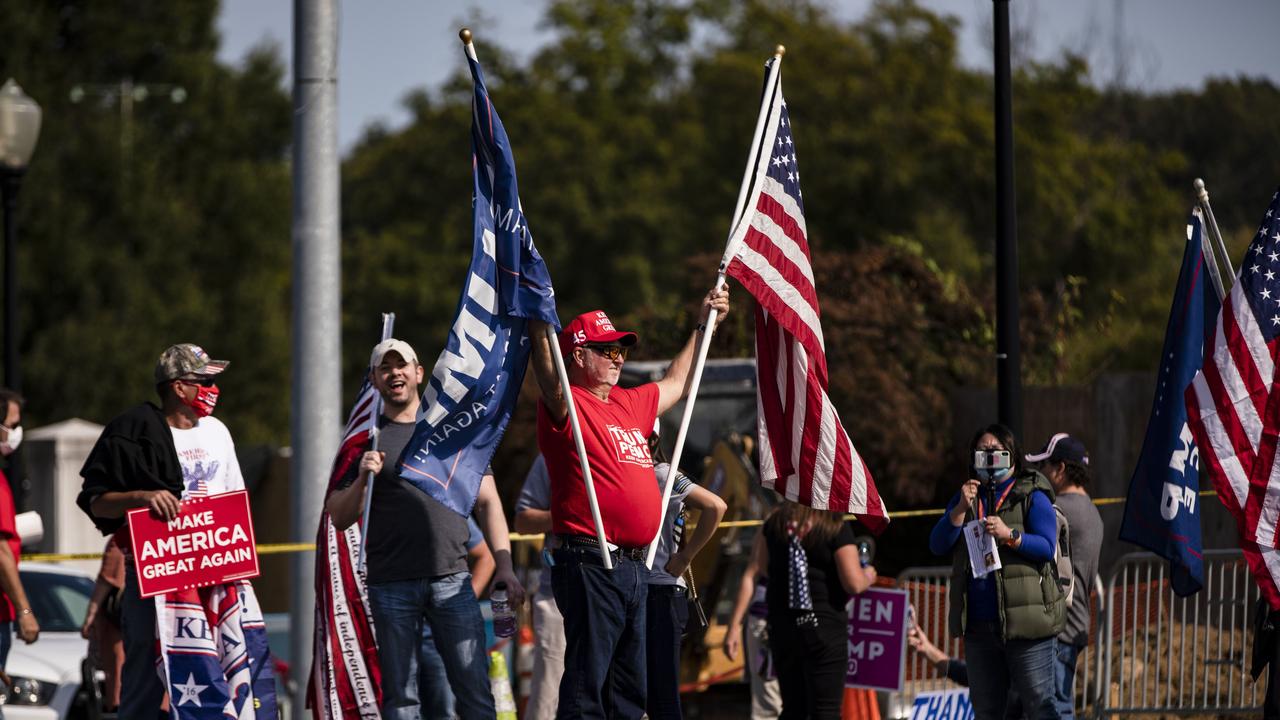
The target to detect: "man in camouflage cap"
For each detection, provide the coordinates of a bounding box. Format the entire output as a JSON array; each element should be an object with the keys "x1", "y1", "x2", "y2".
[
  {"x1": 78, "y1": 343, "x2": 247, "y2": 717},
  {"x1": 153, "y1": 342, "x2": 229, "y2": 385}
]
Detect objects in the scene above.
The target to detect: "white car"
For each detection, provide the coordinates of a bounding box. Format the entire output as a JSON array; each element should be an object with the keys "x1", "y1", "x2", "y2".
[{"x1": 3, "y1": 562, "x2": 94, "y2": 719}]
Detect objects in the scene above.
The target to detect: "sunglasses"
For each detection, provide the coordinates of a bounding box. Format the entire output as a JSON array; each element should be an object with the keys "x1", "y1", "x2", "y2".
[
  {"x1": 583, "y1": 344, "x2": 628, "y2": 361},
  {"x1": 178, "y1": 377, "x2": 217, "y2": 388}
]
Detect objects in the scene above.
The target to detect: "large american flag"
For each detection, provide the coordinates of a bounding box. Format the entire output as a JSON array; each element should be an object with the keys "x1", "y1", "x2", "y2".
[
  {"x1": 1186, "y1": 187, "x2": 1280, "y2": 609},
  {"x1": 724, "y1": 60, "x2": 889, "y2": 531},
  {"x1": 307, "y1": 376, "x2": 383, "y2": 718}
]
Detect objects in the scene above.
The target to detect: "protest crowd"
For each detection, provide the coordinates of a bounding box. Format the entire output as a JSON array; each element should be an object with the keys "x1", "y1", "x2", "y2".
[{"x1": 1, "y1": 9, "x2": 1278, "y2": 720}]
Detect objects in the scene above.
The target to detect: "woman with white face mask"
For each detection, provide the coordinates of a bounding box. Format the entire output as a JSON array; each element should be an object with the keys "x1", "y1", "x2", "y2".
[
  {"x1": 0, "y1": 393, "x2": 20, "y2": 458},
  {"x1": 928, "y1": 423, "x2": 1064, "y2": 720},
  {"x1": 0, "y1": 387, "x2": 41, "y2": 662}
]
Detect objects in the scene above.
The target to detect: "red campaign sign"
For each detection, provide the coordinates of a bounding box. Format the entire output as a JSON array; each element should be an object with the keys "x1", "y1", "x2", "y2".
[{"x1": 127, "y1": 490, "x2": 260, "y2": 598}]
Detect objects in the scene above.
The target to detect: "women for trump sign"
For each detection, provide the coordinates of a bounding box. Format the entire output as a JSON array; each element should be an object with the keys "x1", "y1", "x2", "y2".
[
  {"x1": 127, "y1": 490, "x2": 260, "y2": 597},
  {"x1": 845, "y1": 587, "x2": 910, "y2": 692}
]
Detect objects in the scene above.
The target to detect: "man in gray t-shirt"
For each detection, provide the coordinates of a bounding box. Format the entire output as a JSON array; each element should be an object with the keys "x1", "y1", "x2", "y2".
[
  {"x1": 1028, "y1": 433, "x2": 1104, "y2": 720},
  {"x1": 325, "y1": 338, "x2": 523, "y2": 720}
]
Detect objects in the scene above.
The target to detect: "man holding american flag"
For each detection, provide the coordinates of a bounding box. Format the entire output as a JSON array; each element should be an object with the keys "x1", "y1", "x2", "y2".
[{"x1": 526, "y1": 289, "x2": 729, "y2": 719}]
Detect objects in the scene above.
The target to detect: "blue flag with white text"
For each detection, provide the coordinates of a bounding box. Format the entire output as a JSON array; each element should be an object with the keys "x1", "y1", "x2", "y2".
[
  {"x1": 1119, "y1": 210, "x2": 1220, "y2": 596},
  {"x1": 398, "y1": 48, "x2": 559, "y2": 516}
]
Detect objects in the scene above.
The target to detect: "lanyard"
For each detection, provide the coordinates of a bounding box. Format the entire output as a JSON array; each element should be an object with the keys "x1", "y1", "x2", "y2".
[{"x1": 976, "y1": 480, "x2": 1015, "y2": 519}]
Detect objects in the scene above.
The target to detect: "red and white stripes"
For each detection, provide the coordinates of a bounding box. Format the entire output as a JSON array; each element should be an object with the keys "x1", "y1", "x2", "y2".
[
  {"x1": 725, "y1": 73, "x2": 887, "y2": 531},
  {"x1": 307, "y1": 381, "x2": 383, "y2": 718},
  {"x1": 1186, "y1": 190, "x2": 1280, "y2": 610}
]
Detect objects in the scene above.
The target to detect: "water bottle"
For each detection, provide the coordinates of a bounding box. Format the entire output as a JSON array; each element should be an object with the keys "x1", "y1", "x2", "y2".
[{"x1": 492, "y1": 581, "x2": 516, "y2": 639}]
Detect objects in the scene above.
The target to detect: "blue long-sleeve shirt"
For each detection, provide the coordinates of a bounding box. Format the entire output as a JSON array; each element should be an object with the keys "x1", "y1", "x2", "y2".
[{"x1": 929, "y1": 477, "x2": 1056, "y2": 622}]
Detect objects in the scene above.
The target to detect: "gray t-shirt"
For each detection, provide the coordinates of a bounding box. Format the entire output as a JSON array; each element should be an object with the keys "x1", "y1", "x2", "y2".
[
  {"x1": 515, "y1": 455, "x2": 553, "y2": 596},
  {"x1": 336, "y1": 419, "x2": 469, "y2": 585},
  {"x1": 1057, "y1": 491, "x2": 1104, "y2": 647},
  {"x1": 649, "y1": 462, "x2": 694, "y2": 587}
]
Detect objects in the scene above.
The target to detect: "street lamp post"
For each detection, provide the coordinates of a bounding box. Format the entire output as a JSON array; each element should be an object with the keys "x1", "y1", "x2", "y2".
[
  {"x1": 0, "y1": 78, "x2": 43, "y2": 509},
  {"x1": 0, "y1": 78, "x2": 41, "y2": 391}
]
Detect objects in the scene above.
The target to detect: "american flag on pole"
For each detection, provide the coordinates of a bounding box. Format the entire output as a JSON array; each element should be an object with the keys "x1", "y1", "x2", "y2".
[
  {"x1": 723, "y1": 59, "x2": 889, "y2": 531},
  {"x1": 306, "y1": 376, "x2": 382, "y2": 718},
  {"x1": 1186, "y1": 186, "x2": 1280, "y2": 610}
]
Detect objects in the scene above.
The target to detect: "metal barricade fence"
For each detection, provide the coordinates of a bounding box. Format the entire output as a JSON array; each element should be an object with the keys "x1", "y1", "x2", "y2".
[
  {"x1": 1102, "y1": 550, "x2": 1262, "y2": 717},
  {"x1": 893, "y1": 551, "x2": 1263, "y2": 718}
]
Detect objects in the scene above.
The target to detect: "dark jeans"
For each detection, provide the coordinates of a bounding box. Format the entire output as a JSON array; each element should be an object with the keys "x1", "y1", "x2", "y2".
[
  {"x1": 552, "y1": 547, "x2": 650, "y2": 720},
  {"x1": 768, "y1": 613, "x2": 847, "y2": 720},
  {"x1": 964, "y1": 624, "x2": 1058, "y2": 720},
  {"x1": 420, "y1": 622, "x2": 457, "y2": 719},
  {"x1": 367, "y1": 572, "x2": 493, "y2": 720},
  {"x1": 1054, "y1": 641, "x2": 1082, "y2": 719},
  {"x1": 646, "y1": 584, "x2": 689, "y2": 719},
  {"x1": 120, "y1": 566, "x2": 167, "y2": 720}
]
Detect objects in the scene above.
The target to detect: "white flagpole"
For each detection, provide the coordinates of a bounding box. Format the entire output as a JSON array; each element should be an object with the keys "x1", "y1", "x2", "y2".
[
  {"x1": 357, "y1": 312, "x2": 396, "y2": 573},
  {"x1": 645, "y1": 46, "x2": 786, "y2": 569},
  {"x1": 460, "y1": 27, "x2": 611, "y2": 569},
  {"x1": 1193, "y1": 206, "x2": 1226, "y2": 304},
  {"x1": 547, "y1": 327, "x2": 614, "y2": 569},
  {"x1": 1194, "y1": 178, "x2": 1234, "y2": 299}
]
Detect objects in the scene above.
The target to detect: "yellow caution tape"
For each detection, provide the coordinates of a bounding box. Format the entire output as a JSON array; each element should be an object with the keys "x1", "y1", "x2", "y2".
[{"x1": 23, "y1": 489, "x2": 1220, "y2": 563}]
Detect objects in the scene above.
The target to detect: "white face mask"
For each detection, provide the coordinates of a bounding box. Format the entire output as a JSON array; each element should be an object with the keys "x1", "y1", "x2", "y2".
[{"x1": 1, "y1": 425, "x2": 21, "y2": 456}]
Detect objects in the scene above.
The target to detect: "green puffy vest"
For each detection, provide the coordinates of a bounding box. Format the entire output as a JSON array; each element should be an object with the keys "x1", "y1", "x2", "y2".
[{"x1": 947, "y1": 470, "x2": 1065, "y2": 641}]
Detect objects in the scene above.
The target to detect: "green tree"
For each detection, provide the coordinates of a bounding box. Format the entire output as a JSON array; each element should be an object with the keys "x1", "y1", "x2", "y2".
[{"x1": 1, "y1": 0, "x2": 292, "y2": 443}]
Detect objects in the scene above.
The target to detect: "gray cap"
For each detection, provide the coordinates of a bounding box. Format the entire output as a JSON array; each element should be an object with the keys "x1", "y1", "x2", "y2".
[{"x1": 154, "y1": 344, "x2": 229, "y2": 383}]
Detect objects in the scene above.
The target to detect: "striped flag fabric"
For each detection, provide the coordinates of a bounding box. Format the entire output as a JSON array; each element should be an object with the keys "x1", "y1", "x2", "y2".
[
  {"x1": 306, "y1": 377, "x2": 382, "y2": 718},
  {"x1": 723, "y1": 60, "x2": 889, "y2": 532},
  {"x1": 1186, "y1": 186, "x2": 1280, "y2": 609}
]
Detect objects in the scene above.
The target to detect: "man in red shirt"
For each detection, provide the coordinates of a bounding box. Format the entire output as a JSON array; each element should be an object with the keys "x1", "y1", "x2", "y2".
[
  {"x1": 0, "y1": 388, "x2": 40, "y2": 677},
  {"x1": 528, "y1": 287, "x2": 730, "y2": 719}
]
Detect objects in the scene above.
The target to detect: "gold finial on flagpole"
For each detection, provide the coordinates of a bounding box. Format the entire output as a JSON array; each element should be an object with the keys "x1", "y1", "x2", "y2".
[
  {"x1": 775, "y1": 44, "x2": 786, "y2": 57},
  {"x1": 459, "y1": 28, "x2": 473, "y2": 44}
]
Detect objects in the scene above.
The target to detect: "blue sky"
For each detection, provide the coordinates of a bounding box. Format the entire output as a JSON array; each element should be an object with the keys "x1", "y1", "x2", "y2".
[{"x1": 217, "y1": 0, "x2": 1280, "y2": 154}]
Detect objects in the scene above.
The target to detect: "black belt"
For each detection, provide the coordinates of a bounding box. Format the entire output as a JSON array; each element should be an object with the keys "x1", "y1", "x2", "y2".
[{"x1": 557, "y1": 534, "x2": 647, "y2": 562}]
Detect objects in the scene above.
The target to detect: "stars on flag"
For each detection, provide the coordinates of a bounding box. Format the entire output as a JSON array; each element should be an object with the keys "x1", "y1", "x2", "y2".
[
  {"x1": 174, "y1": 673, "x2": 208, "y2": 707},
  {"x1": 1240, "y1": 190, "x2": 1280, "y2": 342}
]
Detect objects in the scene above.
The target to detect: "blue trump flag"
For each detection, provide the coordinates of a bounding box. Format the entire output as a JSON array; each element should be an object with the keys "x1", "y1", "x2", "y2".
[
  {"x1": 398, "y1": 46, "x2": 559, "y2": 516},
  {"x1": 1119, "y1": 210, "x2": 1221, "y2": 595}
]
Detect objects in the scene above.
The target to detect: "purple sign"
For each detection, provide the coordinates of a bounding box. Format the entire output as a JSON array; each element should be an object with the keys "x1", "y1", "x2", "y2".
[{"x1": 845, "y1": 587, "x2": 909, "y2": 691}]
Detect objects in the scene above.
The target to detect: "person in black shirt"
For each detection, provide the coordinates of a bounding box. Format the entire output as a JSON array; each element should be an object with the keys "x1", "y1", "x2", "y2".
[{"x1": 760, "y1": 500, "x2": 877, "y2": 720}]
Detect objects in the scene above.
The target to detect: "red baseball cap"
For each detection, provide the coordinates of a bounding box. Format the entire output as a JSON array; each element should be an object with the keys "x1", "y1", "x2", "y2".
[{"x1": 559, "y1": 310, "x2": 638, "y2": 355}]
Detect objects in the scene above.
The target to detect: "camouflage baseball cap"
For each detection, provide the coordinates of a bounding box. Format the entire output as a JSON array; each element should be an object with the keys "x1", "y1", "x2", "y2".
[{"x1": 154, "y1": 344, "x2": 229, "y2": 383}]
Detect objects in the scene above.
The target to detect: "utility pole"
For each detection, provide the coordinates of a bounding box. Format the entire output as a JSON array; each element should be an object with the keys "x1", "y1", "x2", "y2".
[
  {"x1": 993, "y1": 0, "x2": 1023, "y2": 439},
  {"x1": 290, "y1": 1, "x2": 342, "y2": 716}
]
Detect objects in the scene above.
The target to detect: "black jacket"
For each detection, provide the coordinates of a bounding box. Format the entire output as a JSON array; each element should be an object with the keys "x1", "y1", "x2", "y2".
[{"x1": 77, "y1": 403, "x2": 183, "y2": 535}]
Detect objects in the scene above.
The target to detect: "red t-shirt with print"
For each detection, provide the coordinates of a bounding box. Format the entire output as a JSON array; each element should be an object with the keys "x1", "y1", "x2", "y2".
[
  {"x1": 537, "y1": 383, "x2": 660, "y2": 549},
  {"x1": 0, "y1": 470, "x2": 21, "y2": 622}
]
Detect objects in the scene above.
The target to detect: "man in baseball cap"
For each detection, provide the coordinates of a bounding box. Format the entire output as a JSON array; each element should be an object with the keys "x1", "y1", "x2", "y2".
[
  {"x1": 325, "y1": 336, "x2": 523, "y2": 718},
  {"x1": 79, "y1": 342, "x2": 252, "y2": 717},
  {"x1": 153, "y1": 343, "x2": 229, "y2": 383},
  {"x1": 525, "y1": 286, "x2": 730, "y2": 717},
  {"x1": 1025, "y1": 432, "x2": 1088, "y2": 466},
  {"x1": 1026, "y1": 431, "x2": 1101, "y2": 719}
]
